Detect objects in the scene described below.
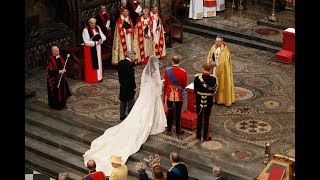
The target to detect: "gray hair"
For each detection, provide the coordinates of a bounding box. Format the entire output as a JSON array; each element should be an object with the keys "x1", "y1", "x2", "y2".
[
  {"x1": 58, "y1": 172, "x2": 71, "y2": 180},
  {"x1": 127, "y1": 51, "x2": 136, "y2": 57},
  {"x1": 88, "y1": 18, "x2": 97, "y2": 23},
  {"x1": 215, "y1": 36, "x2": 223, "y2": 41},
  {"x1": 213, "y1": 166, "x2": 223, "y2": 177}
]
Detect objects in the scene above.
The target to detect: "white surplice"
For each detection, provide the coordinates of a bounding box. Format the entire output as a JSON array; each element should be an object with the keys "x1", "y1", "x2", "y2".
[{"x1": 189, "y1": 0, "x2": 204, "y2": 19}]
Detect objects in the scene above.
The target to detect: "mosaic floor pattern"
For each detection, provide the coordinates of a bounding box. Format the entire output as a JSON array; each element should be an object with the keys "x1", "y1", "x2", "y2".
[{"x1": 25, "y1": 32, "x2": 295, "y2": 177}]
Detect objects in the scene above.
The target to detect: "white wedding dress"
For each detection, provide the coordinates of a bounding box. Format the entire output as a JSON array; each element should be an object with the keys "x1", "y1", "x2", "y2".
[{"x1": 83, "y1": 55, "x2": 167, "y2": 176}]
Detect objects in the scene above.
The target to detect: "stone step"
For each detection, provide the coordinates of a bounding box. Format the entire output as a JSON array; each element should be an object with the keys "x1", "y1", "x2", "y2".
[
  {"x1": 25, "y1": 151, "x2": 85, "y2": 179},
  {"x1": 25, "y1": 108, "x2": 99, "y2": 146},
  {"x1": 141, "y1": 138, "x2": 252, "y2": 180},
  {"x1": 25, "y1": 136, "x2": 140, "y2": 179},
  {"x1": 25, "y1": 123, "x2": 88, "y2": 156},
  {"x1": 26, "y1": 101, "x2": 254, "y2": 179},
  {"x1": 26, "y1": 151, "x2": 139, "y2": 180},
  {"x1": 25, "y1": 136, "x2": 88, "y2": 174},
  {"x1": 26, "y1": 101, "x2": 109, "y2": 134},
  {"x1": 181, "y1": 23, "x2": 282, "y2": 53},
  {"x1": 129, "y1": 149, "x2": 212, "y2": 180},
  {"x1": 180, "y1": 19, "x2": 283, "y2": 47}
]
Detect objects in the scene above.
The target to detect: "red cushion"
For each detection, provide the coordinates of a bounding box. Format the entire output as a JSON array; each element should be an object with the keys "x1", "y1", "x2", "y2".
[
  {"x1": 275, "y1": 49, "x2": 295, "y2": 63},
  {"x1": 181, "y1": 110, "x2": 198, "y2": 129}
]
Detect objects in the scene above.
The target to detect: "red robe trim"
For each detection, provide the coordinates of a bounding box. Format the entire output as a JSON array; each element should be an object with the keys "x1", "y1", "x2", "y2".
[
  {"x1": 150, "y1": 13, "x2": 165, "y2": 58},
  {"x1": 47, "y1": 55, "x2": 66, "y2": 102},
  {"x1": 137, "y1": 16, "x2": 152, "y2": 64},
  {"x1": 204, "y1": 0, "x2": 217, "y2": 7},
  {"x1": 97, "y1": 11, "x2": 111, "y2": 37},
  {"x1": 116, "y1": 17, "x2": 134, "y2": 58}
]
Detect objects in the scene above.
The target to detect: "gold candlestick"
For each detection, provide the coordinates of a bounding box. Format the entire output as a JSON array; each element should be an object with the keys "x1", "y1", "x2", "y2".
[
  {"x1": 268, "y1": 0, "x2": 278, "y2": 22},
  {"x1": 263, "y1": 142, "x2": 271, "y2": 164},
  {"x1": 232, "y1": 0, "x2": 236, "y2": 9}
]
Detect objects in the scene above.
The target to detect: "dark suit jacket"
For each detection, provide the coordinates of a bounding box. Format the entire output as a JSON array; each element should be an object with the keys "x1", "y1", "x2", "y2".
[
  {"x1": 193, "y1": 72, "x2": 217, "y2": 110},
  {"x1": 118, "y1": 58, "x2": 136, "y2": 101},
  {"x1": 167, "y1": 163, "x2": 188, "y2": 180}
]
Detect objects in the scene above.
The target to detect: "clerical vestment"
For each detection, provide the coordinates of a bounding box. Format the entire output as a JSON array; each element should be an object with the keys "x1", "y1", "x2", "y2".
[
  {"x1": 133, "y1": 16, "x2": 154, "y2": 64},
  {"x1": 82, "y1": 26, "x2": 106, "y2": 83},
  {"x1": 203, "y1": 0, "x2": 217, "y2": 17},
  {"x1": 112, "y1": 15, "x2": 135, "y2": 66},
  {"x1": 189, "y1": 0, "x2": 204, "y2": 19},
  {"x1": 216, "y1": 0, "x2": 225, "y2": 11},
  {"x1": 46, "y1": 55, "x2": 71, "y2": 109},
  {"x1": 150, "y1": 12, "x2": 166, "y2": 59},
  {"x1": 207, "y1": 43, "x2": 235, "y2": 106}
]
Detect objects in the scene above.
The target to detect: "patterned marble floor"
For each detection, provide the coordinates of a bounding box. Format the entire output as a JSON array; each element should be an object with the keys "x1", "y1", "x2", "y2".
[
  {"x1": 25, "y1": 166, "x2": 56, "y2": 180},
  {"x1": 185, "y1": 2, "x2": 295, "y2": 43},
  {"x1": 25, "y1": 32, "x2": 295, "y2": 177}
]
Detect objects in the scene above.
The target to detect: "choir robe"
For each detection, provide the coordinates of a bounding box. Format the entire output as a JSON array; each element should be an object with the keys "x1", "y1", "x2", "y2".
[
  {"x1": 82, "y1": 25, "x2": 106, "y2": 83},
  {"x1": 116, "y1": 0, "x2": 142, "y2": 26},
  {"x1": 46, "y1": 55, "x2": 71, "y2": 109},
  {"x1": 203, "y1": 0, "x2": 217, "y2": 17},
  {"x1": 150, "y1": 12, "x2": 166, "y2": 59},
  {"x1": 189, "y1": 0, "x2": 204, "y2": 19},
  {"x1": 133, "y1": 15, "x2": 154, "y2": 64}
]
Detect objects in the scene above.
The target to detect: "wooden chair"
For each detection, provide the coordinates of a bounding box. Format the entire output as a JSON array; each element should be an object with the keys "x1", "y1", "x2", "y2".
[
  {"x1": 162, "y1": 16, "x2": 183, "y2": 48},
  {"x1": 172, "y1": 0, "x2": 190, "y2": 19}
]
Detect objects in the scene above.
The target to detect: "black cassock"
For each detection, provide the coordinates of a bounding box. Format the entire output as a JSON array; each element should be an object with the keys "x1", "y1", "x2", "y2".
[
  {"x1": 46, "y1": 55, "x2": 71, "y2": 109},
  {"x1": 118, "y1": 58, "x2": 136, "y2": 102}
]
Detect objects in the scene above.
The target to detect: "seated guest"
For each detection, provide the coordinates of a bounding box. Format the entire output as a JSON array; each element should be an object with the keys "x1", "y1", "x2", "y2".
[
  {"x1": 58, "y1": 172, "x2": 73, "y2": 180},
  {"x1": 82, "y1": 160, "x2": 105, "y2": 180},
  {"x1": 136, "y1": 161, "x2": 149, "y2": 180},
  {"x1": 167, "y1": 152, "x2": 188, "y2": 180},
  {"x1": 152, "y1": 165, "x2": 166, "y2": 180},
  {"x1": 213, "y1": 166, "x2": 225, "y2": 180},
  {"x1": 108, "y1": 154, "x2": 128, "y2": 180}
]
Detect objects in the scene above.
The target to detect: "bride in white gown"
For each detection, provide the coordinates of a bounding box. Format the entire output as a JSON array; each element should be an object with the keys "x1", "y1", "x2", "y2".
[{"x1": 83, "y1": 55, "x2": 167, "y2": 176}]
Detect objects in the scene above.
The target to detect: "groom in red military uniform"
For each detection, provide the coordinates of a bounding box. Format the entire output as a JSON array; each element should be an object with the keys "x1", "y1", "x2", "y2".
[{"x1": 163, "y1": 55, "x2": 188, "y2": 136}]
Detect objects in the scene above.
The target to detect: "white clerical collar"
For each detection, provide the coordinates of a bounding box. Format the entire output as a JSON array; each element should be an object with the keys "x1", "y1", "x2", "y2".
[
  {"x1": 126, "y1": 57, "x2": 131, "y2": 62},
  {"x1": 55, "y1": 55, "x2": 60, "y2": 59}
]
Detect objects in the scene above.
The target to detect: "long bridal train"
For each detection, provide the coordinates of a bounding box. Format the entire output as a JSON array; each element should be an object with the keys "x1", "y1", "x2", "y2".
[{"x1": 83, "y1": 55, "x2": 167, "y2": 176}]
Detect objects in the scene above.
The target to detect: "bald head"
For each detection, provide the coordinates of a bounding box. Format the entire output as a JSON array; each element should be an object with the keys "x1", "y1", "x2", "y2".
[
  {"x1": 213, "y1": 166, "x2": 223, "y2": 177},
  {"x1": 51, "y1": 46, "x2": 59, "y2": 56},
  {"x1": 121, "y1": 0, "x2": 127, "y2": 6},
  {"x1": 88, "y1": 18, "x2": 97, "y2": 28},
  {"x1": 170, "y1": 151, "x2": 180, "y2": 163},
  {"x1": 86, "y1": 160, "x2": 96, "y2": 171},
  {"x1": 215, "y1": 36, "x2": 223, "y2": 47}
]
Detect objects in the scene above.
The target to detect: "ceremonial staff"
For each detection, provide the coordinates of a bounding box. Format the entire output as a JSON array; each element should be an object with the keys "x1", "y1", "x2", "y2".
[{"x1": 57, "y1": 54, "x2": 70, "y2": 88}]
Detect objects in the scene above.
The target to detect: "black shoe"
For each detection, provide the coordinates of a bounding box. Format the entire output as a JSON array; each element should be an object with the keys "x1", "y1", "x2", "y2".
[
  {"x1": 120, "y1": 116, "x2": 126, "y2": 120},
  {"x1": 196, "y1": 137, "x2": 202, "y2": 140}
]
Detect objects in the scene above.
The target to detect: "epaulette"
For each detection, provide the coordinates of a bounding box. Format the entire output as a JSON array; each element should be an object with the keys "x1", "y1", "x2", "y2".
[
  {"x1": 195, "y1": 73, "x2": 202, "y2": 77},
  {"x1": 179, "y1": 68, "x2": 186, "y2": 72}
]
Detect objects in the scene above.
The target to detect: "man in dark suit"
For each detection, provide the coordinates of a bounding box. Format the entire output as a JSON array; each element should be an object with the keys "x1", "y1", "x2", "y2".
[
  {"x1": 82, "y1": 160, "x2": 106, "y2": 180},
  {"x1": 167, "y1": 151, "x2": 188, "y2": 180},
  {"x1": 194, "y1": 62, "x2": 218, "y2": 141},
  {"x1": 118, "y1": 51, "x2": 137, "y2": 120},
  {"x1": 163, "y1": 55, "x2": 188, "y2": 136}
]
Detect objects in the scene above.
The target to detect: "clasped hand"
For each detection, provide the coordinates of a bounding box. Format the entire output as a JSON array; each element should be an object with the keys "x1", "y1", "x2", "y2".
[{"x1": 59, "y1": 69, "x2": 66, "y2": 74}]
